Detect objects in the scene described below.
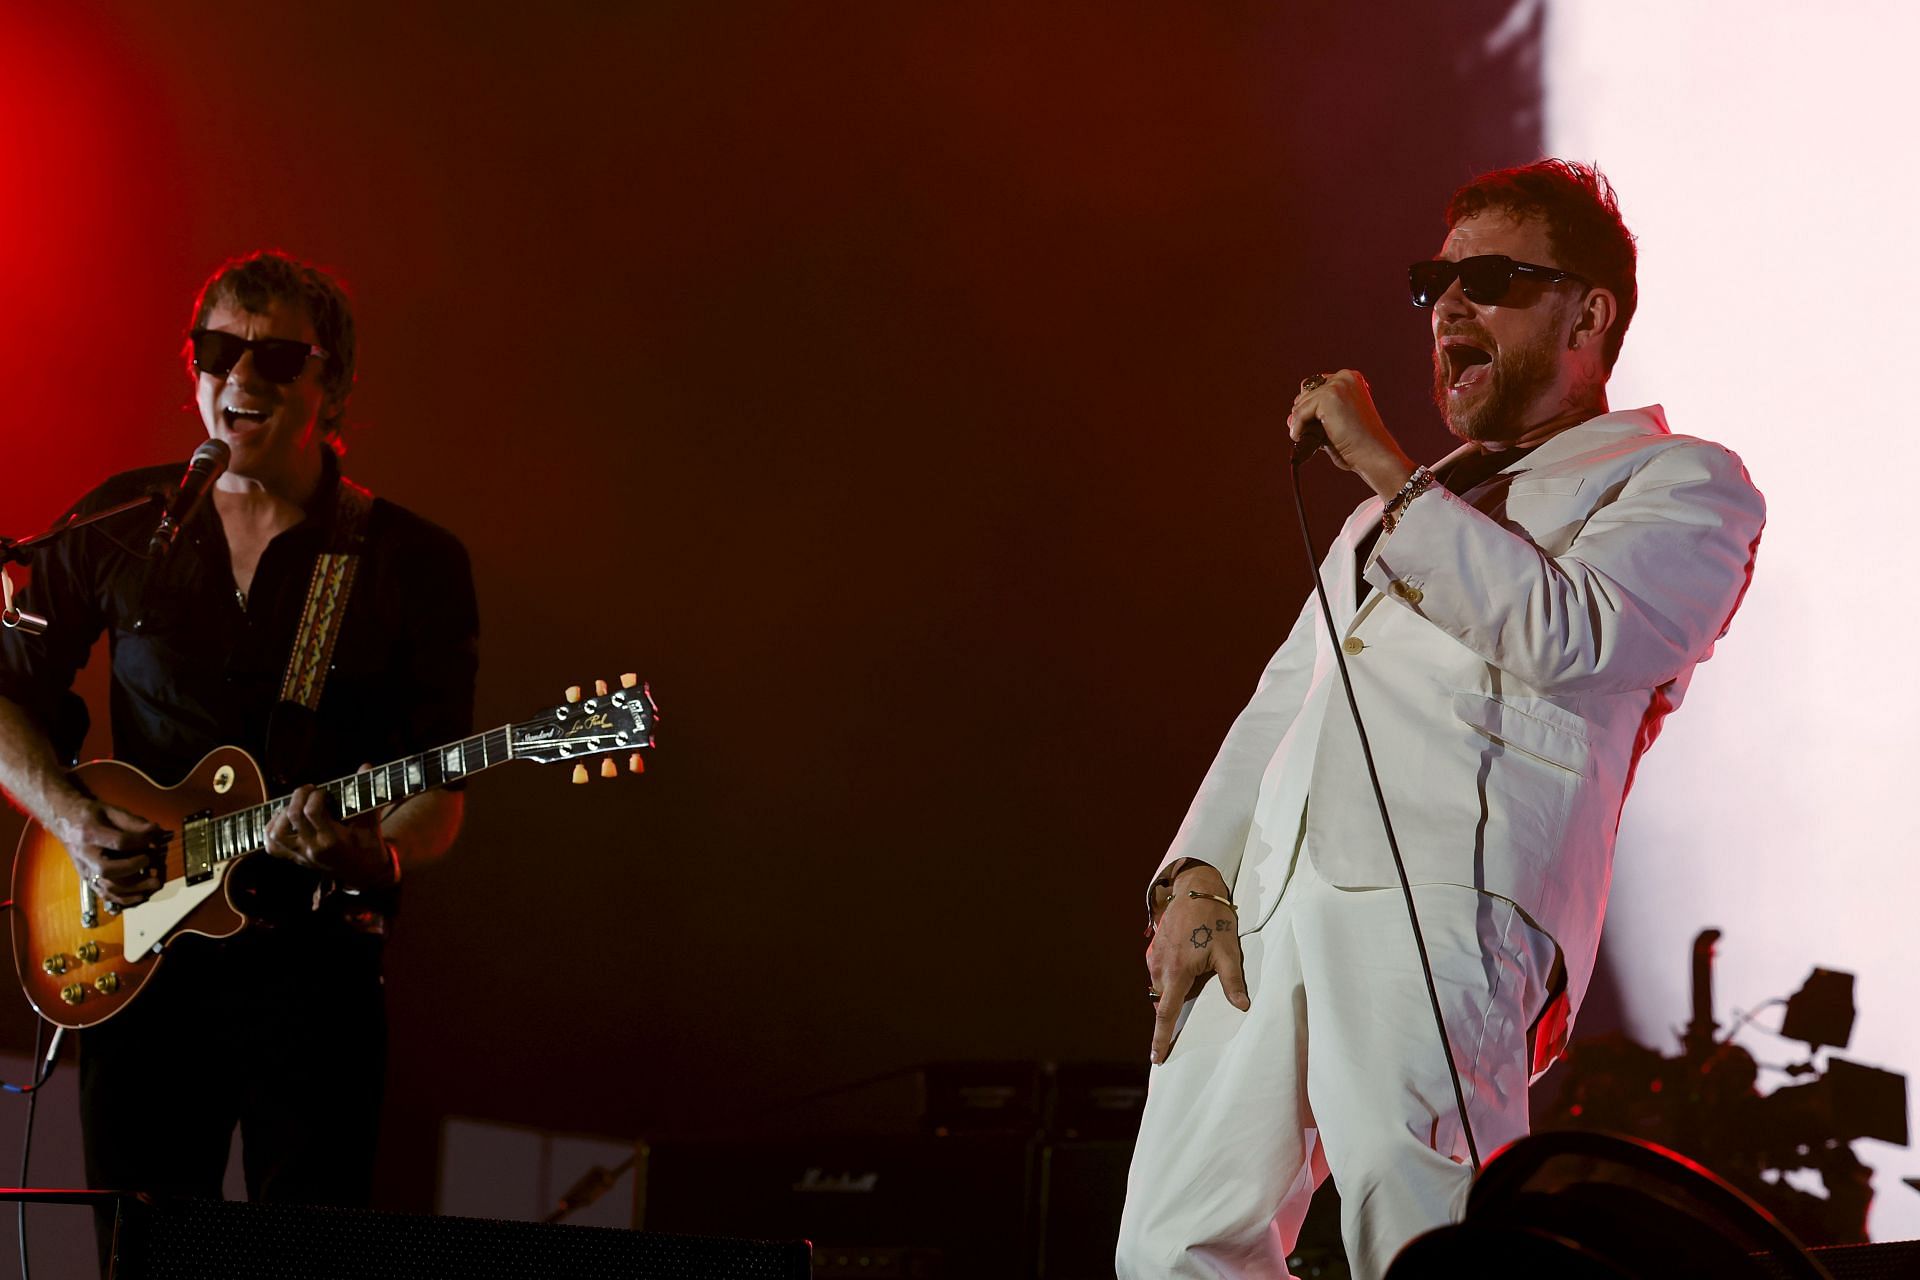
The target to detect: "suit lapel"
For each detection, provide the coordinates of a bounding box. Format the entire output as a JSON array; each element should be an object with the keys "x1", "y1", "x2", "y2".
[
  {"x1": 1336, "y1": 498, "x2": 1386, "y2": 633},
  {"x1": 1337, "y1": 408, "x2": 1672, "y2": 638}
]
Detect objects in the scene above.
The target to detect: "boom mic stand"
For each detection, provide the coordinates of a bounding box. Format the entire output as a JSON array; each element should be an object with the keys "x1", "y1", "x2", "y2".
[{"x1": 1, "y1": 495, "x2": 164, "y2": 635}]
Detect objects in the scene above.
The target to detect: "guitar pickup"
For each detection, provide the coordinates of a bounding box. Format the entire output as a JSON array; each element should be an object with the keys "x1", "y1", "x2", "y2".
[{"x1": 181, "y1": 811, "x2": 215, "y2": 884}]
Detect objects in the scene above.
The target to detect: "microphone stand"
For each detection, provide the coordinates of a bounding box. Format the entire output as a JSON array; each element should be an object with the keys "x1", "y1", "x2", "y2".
[{"x1": 0, "y1": 495, "x2": 163, "y2": 634}]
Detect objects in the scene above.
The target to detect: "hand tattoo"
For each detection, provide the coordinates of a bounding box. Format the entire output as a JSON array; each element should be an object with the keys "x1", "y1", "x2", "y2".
[{"x1": 1190, "y1": 924, "x2": 1212, "y2": 949}]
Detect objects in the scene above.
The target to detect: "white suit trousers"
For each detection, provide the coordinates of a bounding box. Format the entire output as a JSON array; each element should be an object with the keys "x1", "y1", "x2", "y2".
[{"x1": 1115, "y1": 844, "x2": 1558, "y2": 1280}]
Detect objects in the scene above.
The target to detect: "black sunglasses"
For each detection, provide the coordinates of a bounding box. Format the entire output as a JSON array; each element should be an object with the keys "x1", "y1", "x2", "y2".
[
  {"x1": 189, "y1": 329, "x2": 329, "y2": 384},
  {"x1": 1408, "y1": 254, "x2": 1589, "y2": 308}
]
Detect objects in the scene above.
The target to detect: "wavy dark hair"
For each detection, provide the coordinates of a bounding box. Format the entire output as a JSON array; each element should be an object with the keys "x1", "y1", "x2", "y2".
[
  {"x1": 1447, "y1": 159, "x2": 1637, "y2": 373},
  {"x1": 184, "y1": 249, "x2": 358, "y2": 450}
]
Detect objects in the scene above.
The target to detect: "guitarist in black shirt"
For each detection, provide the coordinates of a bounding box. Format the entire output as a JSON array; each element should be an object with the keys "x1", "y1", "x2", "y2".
[{"x1": 0, "y1": 251, "x2": 478, "y2": 1239}]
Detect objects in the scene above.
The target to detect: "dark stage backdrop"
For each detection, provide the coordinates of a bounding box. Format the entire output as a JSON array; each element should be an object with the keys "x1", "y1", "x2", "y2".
[{"x1": 0, "y1": 2, "x2": 1540, "y2": 1211}]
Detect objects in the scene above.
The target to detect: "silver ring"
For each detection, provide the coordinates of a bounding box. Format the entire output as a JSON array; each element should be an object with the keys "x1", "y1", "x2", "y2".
[
  {"x1": 89, "y1": 872, "x2": 102, "y2": 888},
  {"x1": 1147, "y1": 987, "x2": 1162, "y2": 1003},
  {"x1": 1299, "y1": 373, "x2": 1330, "y2": 394}
]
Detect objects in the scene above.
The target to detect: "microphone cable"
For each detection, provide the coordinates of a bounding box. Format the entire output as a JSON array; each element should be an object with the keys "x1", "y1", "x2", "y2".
[
  {"x1": 1286, "y1": 454, "x2": 1482, "y2": 1172},
  {"x1": 0, "y1": 899, "x2": 68, "y2": 1280},
  {"x1": 13, "y1": 1016, "x2": 63, "y2": 1280}
]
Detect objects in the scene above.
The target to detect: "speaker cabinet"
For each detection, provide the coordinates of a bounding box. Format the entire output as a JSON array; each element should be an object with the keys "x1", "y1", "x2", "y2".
[
  {"x1": 643, "y1": 1134, "x2": 1038, "y2": 1278},
  {"x1": 1036, "y1": 1140, "x2": 1131, "y2": 1279},
  {"x1": 107, "y1": 1195, "x2": 810, "y2": 1280}
]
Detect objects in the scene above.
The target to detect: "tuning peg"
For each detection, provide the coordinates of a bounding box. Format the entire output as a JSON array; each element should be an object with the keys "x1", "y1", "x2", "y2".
[
  {"x1": 599, "y1": 758, "x2": 618, "y2": 778},
  {"x1": 620, "y1": 672, "x2": 638, "y2": 689},
  {"x1": 570, "y1": 763, "x2": 588, "y2": 784},
  {"x1": 629, "y1": 753, "x2": 646, "y2": 774},
  {"x1": 565, "y1": 685, "x2": 583, "y2": 704},
  {"x1": 594, "y1": 678, "x2": 609, "y2": 696}
]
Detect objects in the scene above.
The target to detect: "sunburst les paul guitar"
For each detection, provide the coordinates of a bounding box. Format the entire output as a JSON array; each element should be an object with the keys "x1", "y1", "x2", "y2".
[{"x1": 12, "y1": 674, "x2": 657, "y2": 1029}]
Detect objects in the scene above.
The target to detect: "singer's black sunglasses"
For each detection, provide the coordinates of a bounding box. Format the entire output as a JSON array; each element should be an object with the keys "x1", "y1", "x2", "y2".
[
  {"x1": 1408, "y1": 255, "x2": 1589, "y2": 309},
  {"x1": 188, "y1": 329, "x2": 329, "y2": 384}
]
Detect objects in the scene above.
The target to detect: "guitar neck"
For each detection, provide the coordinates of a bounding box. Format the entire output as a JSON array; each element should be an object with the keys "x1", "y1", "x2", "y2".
[{"x1": 197, "y1": 726, "x2": 515, "y2": 868}]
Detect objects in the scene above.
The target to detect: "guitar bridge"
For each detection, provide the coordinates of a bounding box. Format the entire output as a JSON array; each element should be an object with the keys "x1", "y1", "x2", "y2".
[{"x1": 182, "y1": 810, "x2": 215, "y2": 884}]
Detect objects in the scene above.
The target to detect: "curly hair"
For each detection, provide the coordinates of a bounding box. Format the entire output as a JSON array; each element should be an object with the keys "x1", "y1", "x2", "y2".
[
  {"x1": 1447, "y1": 160, "x2": 1637, "y2": 373},
  {"x1": 184, "y1": 250, "x2": 358, "y2": 450}
]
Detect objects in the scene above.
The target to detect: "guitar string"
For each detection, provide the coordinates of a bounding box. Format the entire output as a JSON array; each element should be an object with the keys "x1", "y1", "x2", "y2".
[
  {"x1": 202, "y1": 725, "x2": 516, "y2": 863},
  {"x1": 187, "y1": 708, "x2": 645, "y2": 867}
]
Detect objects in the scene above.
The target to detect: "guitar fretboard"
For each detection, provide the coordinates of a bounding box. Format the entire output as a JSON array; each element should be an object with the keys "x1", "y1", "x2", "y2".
[{"x1": 199, "y1": 726, "x2": 515, "y2": 867}]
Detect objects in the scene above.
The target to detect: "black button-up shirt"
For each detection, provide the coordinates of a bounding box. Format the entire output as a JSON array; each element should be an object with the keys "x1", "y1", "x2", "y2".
[{"x1": 0, "y1": 453, "x2": 478, "y2": 792}]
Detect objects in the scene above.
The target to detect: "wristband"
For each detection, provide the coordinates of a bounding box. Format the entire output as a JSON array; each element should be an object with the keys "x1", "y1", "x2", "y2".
[{"x1": 1380, "y1": 465, "x2": 1437, "y2": 534}]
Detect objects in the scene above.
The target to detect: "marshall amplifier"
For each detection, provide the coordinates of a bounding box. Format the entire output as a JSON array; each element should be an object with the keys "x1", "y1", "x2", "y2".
[{"x1": 641, "y1": 1134, "x2": 1040, "y2": 1278}]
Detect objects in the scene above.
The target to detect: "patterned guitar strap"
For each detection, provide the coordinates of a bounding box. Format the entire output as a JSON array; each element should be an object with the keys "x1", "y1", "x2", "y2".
[
  {"x1": 279, "y1": 476, "x2": 375, "y2": 715},
  {"x1": 249, "y1": 475, "x2": 376, "y2": 919},
  {"x1": 262, "y1": 476, "x2": 375, "y2": 789}
]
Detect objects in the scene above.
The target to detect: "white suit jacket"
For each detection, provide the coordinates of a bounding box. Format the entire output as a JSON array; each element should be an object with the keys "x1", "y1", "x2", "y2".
[{"x1": 1156, "y1": 406, "x2": 1764, "y2": 1058}]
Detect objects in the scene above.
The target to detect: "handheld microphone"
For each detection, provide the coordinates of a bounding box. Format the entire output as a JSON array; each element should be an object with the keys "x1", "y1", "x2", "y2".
[
  {"x1": 1291, "y1": 419, "x2": 1327, "y2": 465},
  {"x1": 147, "y1": 439, "x2": 231, "y2": 558}
]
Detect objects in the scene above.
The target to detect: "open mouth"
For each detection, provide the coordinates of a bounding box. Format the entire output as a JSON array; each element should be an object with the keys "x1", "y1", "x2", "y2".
[
  {"x1": 222, "y1": 407, "x2": 269, "y2": 429},
  {"x1": 1442, "y1": 341, "x2": 1493, "y2": 393}
]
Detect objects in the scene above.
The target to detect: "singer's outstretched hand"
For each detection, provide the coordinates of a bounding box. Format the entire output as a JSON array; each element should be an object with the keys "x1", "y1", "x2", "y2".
[
  {"x1": 1287, "y1": 369, "x2": 1417, "y2": 500},
  {"x1": 1146, "y1": 862, "x2": 1249, "y2": 1064}
]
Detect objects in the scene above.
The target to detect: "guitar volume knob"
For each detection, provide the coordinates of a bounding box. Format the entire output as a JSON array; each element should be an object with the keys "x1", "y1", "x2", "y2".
[
  {"x1": 76, "y1": 941, "x2": 101, "y2": 963},
  {"x1": 59, "y1": 983, "x2": 86, "y2": 1005},
  {"x1": 41, "y1": 954, "x2": 68, "y2": 975},
  {"x1": 94, "y1": 973, "x2": 120, "y2": 994}
]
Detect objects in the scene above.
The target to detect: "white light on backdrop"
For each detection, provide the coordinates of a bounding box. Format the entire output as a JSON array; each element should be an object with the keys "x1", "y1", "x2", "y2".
[{"x1": 1546, "y1": 0, "x2": 1920, "y2": 1241}]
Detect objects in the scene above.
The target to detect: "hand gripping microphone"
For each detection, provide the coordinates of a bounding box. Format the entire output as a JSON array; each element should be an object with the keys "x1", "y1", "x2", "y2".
[
  {"x1": 1291, "y1": 371, "x2": 1331, "y2": 465},
  {"x1": 1290, "y1": 420, "x2": 1328, "y2": 465},
  {"x1": 147, "y1": 439, "x2": 231, "y2": 558}
]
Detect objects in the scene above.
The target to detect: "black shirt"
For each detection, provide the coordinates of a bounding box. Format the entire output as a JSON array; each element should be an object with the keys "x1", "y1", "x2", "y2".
[{"x1": 0, "y1": 451, "x2": 478, "y2": 790}]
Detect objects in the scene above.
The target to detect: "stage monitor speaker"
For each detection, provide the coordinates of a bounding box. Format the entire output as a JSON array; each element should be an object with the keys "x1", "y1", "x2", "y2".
[{"x1": 106, "y1": 1195, "x2": 810, "y2": 1280}]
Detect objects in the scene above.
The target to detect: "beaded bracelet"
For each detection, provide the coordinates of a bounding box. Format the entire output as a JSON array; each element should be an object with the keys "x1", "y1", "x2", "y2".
[{"x1": 1380, "y1": 465, "x2": 1437, "y2": 534}]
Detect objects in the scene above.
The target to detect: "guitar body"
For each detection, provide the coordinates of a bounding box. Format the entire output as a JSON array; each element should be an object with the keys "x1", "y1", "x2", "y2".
[
  {"x1": 10, "y1": 674, "x2": 657, "y2": 1029},
  {"x1": 11, "y1": 746, "x2": 267, "y2": 1029}
]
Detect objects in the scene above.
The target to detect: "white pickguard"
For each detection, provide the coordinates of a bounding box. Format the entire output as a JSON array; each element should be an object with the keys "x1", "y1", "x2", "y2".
[{"x1": 121, "y1": 864, "x2": 230, "y2": 958}]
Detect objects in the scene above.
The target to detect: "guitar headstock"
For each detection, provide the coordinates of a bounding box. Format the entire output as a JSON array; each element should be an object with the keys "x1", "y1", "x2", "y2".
[{"x1": 510, "y1": 674, "x2": 658, "y2": 779}]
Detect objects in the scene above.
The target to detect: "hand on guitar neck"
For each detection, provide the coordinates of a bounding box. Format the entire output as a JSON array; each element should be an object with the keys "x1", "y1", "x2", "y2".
[{"x1": 265, "y1": 766, "x2": 399, "y2": 891}]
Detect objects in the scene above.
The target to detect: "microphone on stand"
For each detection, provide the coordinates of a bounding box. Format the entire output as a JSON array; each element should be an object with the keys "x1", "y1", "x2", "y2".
[{"x1": 147, "y1": 439, "x2": 230, "y2": 558}]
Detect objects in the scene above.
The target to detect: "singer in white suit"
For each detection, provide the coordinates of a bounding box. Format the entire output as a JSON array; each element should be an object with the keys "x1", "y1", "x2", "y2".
[{"x1": 1115, "y1": 161, "x2": 1765, "y2": 1280}]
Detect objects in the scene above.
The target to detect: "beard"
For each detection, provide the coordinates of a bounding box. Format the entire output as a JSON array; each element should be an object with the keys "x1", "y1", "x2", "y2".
[{"x1": 1431, "y1": 323, "x2": 1560, "y2": 444}]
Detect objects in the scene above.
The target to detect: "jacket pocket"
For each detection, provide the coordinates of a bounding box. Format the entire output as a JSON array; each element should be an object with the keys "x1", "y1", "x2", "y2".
[
  {"x1": 1506, "y1": 476, "x2": 1585, "y2": 498},
  {"x1": 1452, "y1": 689, "x2": 1591, "y2": 778}
]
